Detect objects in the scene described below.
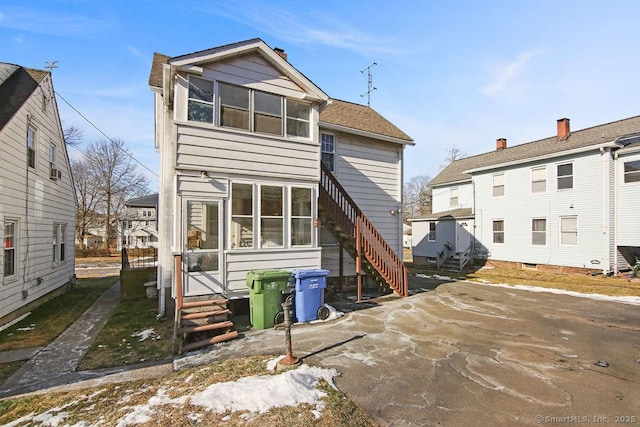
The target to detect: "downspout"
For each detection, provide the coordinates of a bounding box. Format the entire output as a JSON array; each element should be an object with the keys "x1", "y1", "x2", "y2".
[
  {"x1": 613, "y1": 150, "x2": 619, "y2": 275},
  {"x1": 600, "y1": 147, "x2": 608, "y2": 276}
]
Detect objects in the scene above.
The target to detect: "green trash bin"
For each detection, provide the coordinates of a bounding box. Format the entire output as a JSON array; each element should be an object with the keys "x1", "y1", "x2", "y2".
[{"x1": 246, "y1": 269, "x2": 291, "y2": 330}]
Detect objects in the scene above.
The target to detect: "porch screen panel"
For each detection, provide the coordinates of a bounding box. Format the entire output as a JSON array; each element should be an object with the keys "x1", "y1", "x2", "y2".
[
  {"x1": 261, "y1": 186, "x2": 283, "y2": 247},
  {"x1": 220, "y1": 83, "x2": 249, "y2": 130},
  {"x1": 186, "y1": 201, "x2": 219, "y2": 272},
  {"x1": 291, "y1": 187, "x2": 312, "y2": 246},
  {"x1": 187, "y1": 77, "x2": 214, "y2": 123},
  {"x1": 254, "y1": 91, "x2": 282, "y2": 135},
  {"x1": 232, "y1": 184, "x2": 253, "y2": 248}
]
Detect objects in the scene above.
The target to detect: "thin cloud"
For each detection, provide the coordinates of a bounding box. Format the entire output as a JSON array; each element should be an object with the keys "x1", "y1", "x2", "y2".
[
  {"x1": 0, "y1": 6, "x2": 111, "y2": 37},
  {"x1": 127, "y1": 45, "x2": 148, "y2": 63},
  {"x1": 482, "y1": 49, "x2": 539, "y2": 96}
]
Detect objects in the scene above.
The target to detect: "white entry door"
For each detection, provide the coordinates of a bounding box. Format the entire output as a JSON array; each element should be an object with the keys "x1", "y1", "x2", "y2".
[
  {"x1": 183, "y1": 199, "x2": 224, "y2": 296},
  {"x1": 455, "y1": 220, "x2": 472, "y2": 253}
]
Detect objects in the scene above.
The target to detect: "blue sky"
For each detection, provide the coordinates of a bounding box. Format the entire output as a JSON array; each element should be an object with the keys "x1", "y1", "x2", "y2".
[{"x1": 2, "y1": 1, "x2": 640, "y2": 191}]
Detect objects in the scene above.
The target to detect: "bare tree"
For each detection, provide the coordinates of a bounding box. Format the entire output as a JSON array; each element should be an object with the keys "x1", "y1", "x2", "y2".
[
  {"x1": 85, "y1": 138, "x2": 150, "y2": 250},
  {"x1": 72, "y1": 158, "x2": 101, "y2": 249},
  {"x1": 403, "y1": 175, "x2": 432, "y2": 221},
  {"x1": 439, "y1": 145, "x2": 467, "y2": 169},
  {"x1": 63, "y1": 125, "x2": 83, "y2": 146}
]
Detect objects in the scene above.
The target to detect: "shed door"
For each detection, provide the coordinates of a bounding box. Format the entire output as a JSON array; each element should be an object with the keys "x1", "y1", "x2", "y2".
[
  {"x1": 183, "y1": 199, "x2": 224, "y2": 296},
  {"x1": 456, "y1": 220, "x2": 472, "y2": 253}
]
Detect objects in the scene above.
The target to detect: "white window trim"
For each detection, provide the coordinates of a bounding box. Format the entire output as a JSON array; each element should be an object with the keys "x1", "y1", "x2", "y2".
[
  {"x1": 230, "y1": 181, "x2": 255, "y2": 250},
  {"x1": 492, "y1": 219, "x2": 505, "y2": 245},
  {"x1": 492, "y1": 173, "x2": 505, "y2": 198},
  {"x1": 3, "y1": 218, "x2": 19, "y2": 281},
  {"x1": 622, "y1": 159, "x2": 640, "y2": 184},
  {"x1": 290, "y1": 186, "x2": 315, "y2": 247},
  {"x1": 556, "y1": 162, "x2": 574, "y2": 191},
  {"x1": 531, "y1": 166, "x2": 547, "y2": 194},
  {"x1": 559, "y1": 216, "x2": 578, "y2": 246},
  {"x1": 449, "y1": 187, "x2": 459, "y2": 208},
  {"x1": 53, "y1": 222, "x2": 66, "y2": 265},
  {"x1": 27, "y1": 125, "x2": 37, "y2": 170},
  {"x1": 531, "y1": 218, "x2": 547, "y2": 246},
  {"x1": 427, "y1": 222, "x2": 437, "y2": 242},
  {"x1": 259, "y1": 185, "x2": 285, "y2": 249},
  {"x1": 321, "y1": 132, "x2": 337, "y2": 174}
]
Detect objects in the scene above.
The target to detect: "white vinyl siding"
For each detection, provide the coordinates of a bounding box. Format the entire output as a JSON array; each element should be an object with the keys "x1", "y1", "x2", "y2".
[
  {"x1": 531, "y1": 167, "x2": 546, "y2": 193},
  {"x1": 431, "y1": 182, "x2": 473, "y2": 214},
  {"x1": 492, "y1": 174, "x2": 504, "y2": 197}
]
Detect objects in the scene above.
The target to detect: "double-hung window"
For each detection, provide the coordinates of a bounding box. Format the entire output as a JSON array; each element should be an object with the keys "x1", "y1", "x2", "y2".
[
  {"x1": 560, "y1": 216, "x2": 577, "y2": 245},
  {"x1": 286, "y1": 99, "x2": 310, "y2": 138},
  {"x1": 557, "y1": 163, "x2": 573, "y2": 190},
  {"x1": 531, "y1": 167, "x2": 546, "y2": 193},
  {"x1": 231, "y1": 183, "x2": 254, "y2": 249},
  {"x1": 492, "y1": 220, "x2": 504, "y2": 244},
  {"x1": 291, "y1": 187, "x2": 312, "y2": 246},
  {"x1": 427, "y1": 222, "x2": 436, "y2": 242},
  {"x1": 219, "y1": 82, "x2": 250, "y2": 130},
  {"x1": 254, "y1": 91, "x2": 282, "y2": 135},
  {"x1": 27, "y1": 126, "x2": 36, "y2": 169},
  {"x1": 449, "y1": 187, "x2": 459, "y2": 208},
  {"x1": 53, "y1": 223, "x2": 66, "y2": 263},
  {"x1": 187, "y1": 77, "x2": 214, "y2": 123},
  {"x1": 4, "y1": 220, "x2": 17, "y2": 277},
  {"x1": 260, "y1": 186, "x2": 284, "y2": 248},
  {"x1": 531, "y1": 219, "x2": 547, "y2": 245},
  {"x1": 321, "y1": 133, "x2": 335, "y2": 172},
  {"x1": 492, "y1": 174, "x2": 505, "y2": 197},
  {"x1": 623, "y1": 160, "x2": 640, "y2": 183},
  {"x1": 49, "y1": 143, "x2": 56, "y2": 176}
]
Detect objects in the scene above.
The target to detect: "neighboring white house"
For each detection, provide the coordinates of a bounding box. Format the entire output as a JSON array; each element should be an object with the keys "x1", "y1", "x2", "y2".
[
  {"x1": 148, "y1": 39, "x2": 413, "y2": 308},
  {"x1": 119, "y1": 194, "x2": 159, "y2": 249},
  {"x1": 0, "y1": 62, "x2": 76, "y2": 325},
  {"x1": 412, "y1": 116, "x2": 640, "y2": 275}
]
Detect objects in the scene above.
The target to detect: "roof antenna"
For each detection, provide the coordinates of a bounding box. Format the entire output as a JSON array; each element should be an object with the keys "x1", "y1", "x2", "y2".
[
  {"x1": 360, "y1": 62, "x2": 377, "y2": 107},
  {"x1": 44, "y1": 61, "x2": 59, "y2": 72}
]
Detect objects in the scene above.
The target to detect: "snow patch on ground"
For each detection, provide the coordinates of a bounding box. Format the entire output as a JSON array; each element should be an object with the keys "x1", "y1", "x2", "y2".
[{"x1": 131, "y1": 328, "x2": 155, "y2": 342}]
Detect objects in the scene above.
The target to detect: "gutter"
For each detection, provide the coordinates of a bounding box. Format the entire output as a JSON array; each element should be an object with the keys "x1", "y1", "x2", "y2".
[{"x1": 319, "y1": 122, "x2": 415, "y2": 146}]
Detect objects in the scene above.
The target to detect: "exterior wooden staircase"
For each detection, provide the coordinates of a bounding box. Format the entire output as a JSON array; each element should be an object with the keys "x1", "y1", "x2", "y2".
[
  {"x1": 318, "y1": 163, "x2": 408, "y2": 298},
  {"x1": 172, "y1": 255, "x2": 238, "y2": 354}
]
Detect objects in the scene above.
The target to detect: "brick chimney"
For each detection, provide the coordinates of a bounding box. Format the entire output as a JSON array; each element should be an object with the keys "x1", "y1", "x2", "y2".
[
  {"x1": 496, "y1": 138, "x2": 507, "y2": 151},
  {"x1": 274, "y1": 47, "x2": 287, "y2": 61},
  {"x1": 557, "y1": 118, "x2": 570, "y2": 140}
]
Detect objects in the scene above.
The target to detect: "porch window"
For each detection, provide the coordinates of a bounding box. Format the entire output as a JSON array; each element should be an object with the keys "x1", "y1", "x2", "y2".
[
  {"x1": 4, "y1": 220, "x2": 16, "y2": 277},
  {"x1": 560, "y1": 216, "x2": 577, "y2": 245},
  {"x1": 187, "y1": 77, "x2": 214, "y2": 123},
  {"x1": 531, "y1": 218, "x2": 546, "y2": 245},
  {"x1": 231, "y1": 183, "x2": 253, "y2": 248},
  {"x1": 254, "y1": 91, "x2": 282, "y2": 135},
  {"x1": 321, "y1": 133, "x2": 335, "y2": 172},
  {"x1": 220, "y1": 82, "x2": 250, "y2": 130},
  {"x1": 492, "y1": 174, "x2": 504, "y2": 197},
  {"x1": 492, "y1": 220, "x2": 504, "y2": 244},
  {"x1": 623, "y1": 160, "x2": 640, "y2": 183},
  {"x1": 27, "y1": 126, "x2": 36, "y2": 169},
  {"x1": 286, "y1": 99, "x2": 310, "y2": 138},
  {"x1": 260, "y1": 186, "x2": 283, "y2": 247},
  {"x1": 557, "y1": 163, "x2": 573, "y2": 190},
  {"x1": 291, "y1": 187, "x2": 312, "y2": 246},
  {"x1": 531, "y1": 167, "x2": 546, "y2": 193},
  {"x1": 427, "y1": 222, "x2": 436, "y2": 242},
  {"x1": 449, "y1": 187, "x2": 458, "y2": 208}
]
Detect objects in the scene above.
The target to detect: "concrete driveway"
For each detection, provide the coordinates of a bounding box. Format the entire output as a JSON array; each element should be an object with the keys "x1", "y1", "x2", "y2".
[{"x1": 179, "y1": 278, "x2": 640, "y2": 426}]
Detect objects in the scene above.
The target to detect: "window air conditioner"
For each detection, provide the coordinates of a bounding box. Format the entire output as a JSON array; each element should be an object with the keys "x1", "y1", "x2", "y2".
[{"x1": 50, "y1": 168, "x2": 59, "y2": 180}]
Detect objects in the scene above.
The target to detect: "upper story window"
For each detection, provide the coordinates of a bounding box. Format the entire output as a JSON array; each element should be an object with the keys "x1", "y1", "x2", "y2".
[
  {"x1": 4, "y1": 220, "x2": 17, "y2": 278},
  {"x1": 557, "y1": 163, "x2": 573, "y2": 190},
  {"x1": 449, "y1": 187, "x2": 458, "y2": 208},
  {"x1": 492, "y1": 220, "x2": 504, "y2": 244},
  {"x1": 254, "y1": 91, "x2": 282, "y2": 135},
  {"x1": 219, "y1": 82, "x2": 250, "y2": 130},
  {"x1": 531, "y1": 218, "x2": 547, "y2": 245},
  {"x1": 27, "y1": 126, "x2": 36, "y2": 169},
  {"x1": 492, "y1": 174, "x2": 504, "y2": 197},
  {"x1": 286, "y1": 99, "x2": 310, "y2": 138},
  {"x1": 427, "y1": 222, "x2": 436, "y2": 241},
  {"x1": 623, "y1": 160, "x2": 640, "y2": 183},
  {"x1": 187, "y1": 77, "x2": 214, "y2": 124},
  {"x1": 531, "y1": 167, "x2": 546, "y2": 193},
  {"x1": 49, "y1": 143, "x2": 56, "y2": 175},
  {"x1": 321, "y1": 133, "x2": 335, "y2": 172}
]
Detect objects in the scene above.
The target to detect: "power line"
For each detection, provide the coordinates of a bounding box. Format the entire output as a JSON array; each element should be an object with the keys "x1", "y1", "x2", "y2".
[{"x1": 55, "y1": 91, "x2": 159, "y2": 177}]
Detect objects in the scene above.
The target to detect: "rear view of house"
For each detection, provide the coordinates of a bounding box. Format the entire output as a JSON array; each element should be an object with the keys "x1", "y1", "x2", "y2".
[
  {"x1": 0, "y1": 63, "x2": 76, "y2": 325},
  {"x1": 149, "y1": 39, "x2": 413, "y2": 352},
  {"x1": 119, "y1": 194, "x2": 159, "y2": 249}
]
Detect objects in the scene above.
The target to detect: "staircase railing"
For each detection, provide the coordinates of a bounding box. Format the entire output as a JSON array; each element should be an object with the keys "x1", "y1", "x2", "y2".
[
  {"x1": 458, "y1": 248, "x2": 471, "y2": 271},
  {"x1": 436, "y1": 242, "x2": 454, "y2": 269},
  {"x1": 319, "y1": 162, "x2": 408, "y2": 297}
]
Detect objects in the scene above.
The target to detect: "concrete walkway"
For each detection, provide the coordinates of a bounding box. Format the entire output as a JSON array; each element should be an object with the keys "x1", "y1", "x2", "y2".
[{"x1": 0, "y1": 282, "x2": 122, "y2": 398}]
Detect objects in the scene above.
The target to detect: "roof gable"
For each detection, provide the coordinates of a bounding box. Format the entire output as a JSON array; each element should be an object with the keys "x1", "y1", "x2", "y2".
[
  {"x1": 149, "y1": 39, "x2": 329, "y2": 102},
  {"x1": 320, "y1": 99, "x2": 413, "y2": 144},
  {"x1": 0, "y1": 63, "x2": 48, "y2": 131},
  {"x1": 431, "y1": 115, "x2": 640, "y2": 186}
]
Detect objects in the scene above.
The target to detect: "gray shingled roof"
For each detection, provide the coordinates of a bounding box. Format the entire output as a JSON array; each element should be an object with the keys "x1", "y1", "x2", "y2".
[
  {"x1": 126, "y1": 194, "x2": 158, "y2": 208},
  {"x1": 410, "y1": 208, "x2": 473, "y2": 221},
  {"x1": 431, "y1": 115, "x2": 640, "y2": 186},
  {"x1": 148, "y1": 48, "x2": 412, "y2": 144},
  {"x1": 0, "y1": 63, "x2": 48, "y2": 131}
]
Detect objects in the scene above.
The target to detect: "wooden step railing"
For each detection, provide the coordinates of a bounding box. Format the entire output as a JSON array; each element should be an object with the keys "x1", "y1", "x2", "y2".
[{"x1": 319, "y1": 162, "x2": 408, "y2": 297}]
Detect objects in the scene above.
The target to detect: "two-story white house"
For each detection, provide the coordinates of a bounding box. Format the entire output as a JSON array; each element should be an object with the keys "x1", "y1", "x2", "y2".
[
  {"x1": 0, "y1": 62, "x2": 76, "y2": 326},
  {"x1": 119, "y1": 194, "x2": 158, "y2": 250},
  {"x1": 412, "y1": 116, "x2": 640, "y2": 275},
  {"x1": 149, "y1": 39, "x2": 413, "y2": 352}
]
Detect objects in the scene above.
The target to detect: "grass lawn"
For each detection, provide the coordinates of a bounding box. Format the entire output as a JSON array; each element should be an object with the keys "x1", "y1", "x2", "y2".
[
  {"x1": 0, "y1": 356, "x2": 374, "y2": 426},
  {"x1": 77, "y1": 295, "x2": 173, "y2": 371}
]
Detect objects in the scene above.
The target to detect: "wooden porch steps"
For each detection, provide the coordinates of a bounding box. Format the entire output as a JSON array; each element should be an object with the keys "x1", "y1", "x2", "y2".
[{"x1": 173, "y1": 295, "x2": 238, "y2": 355}]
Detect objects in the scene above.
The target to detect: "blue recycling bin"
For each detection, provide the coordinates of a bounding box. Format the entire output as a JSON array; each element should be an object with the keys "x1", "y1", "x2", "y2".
[{"x1": 292, "y1": 269, "x2": 329, "y2": 322}]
